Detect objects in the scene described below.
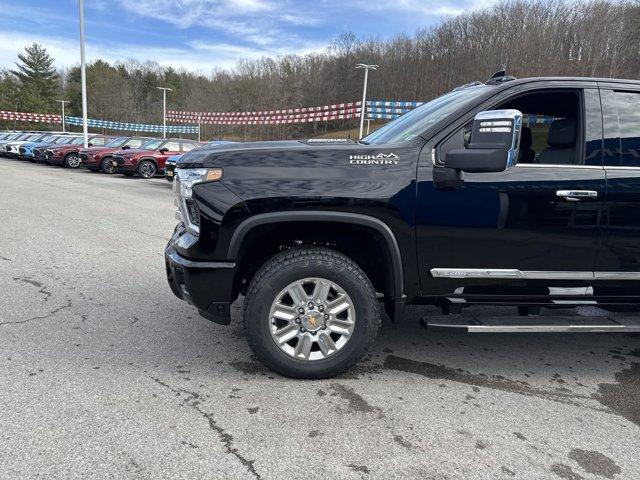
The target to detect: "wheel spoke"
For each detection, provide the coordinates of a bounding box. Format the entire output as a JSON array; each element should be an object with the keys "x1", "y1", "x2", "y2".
[
  {"x1": 327, "y1": 317, "x2": 353, "y2": 336},
  {"x1": 314, "y1": 280, "x2": 331, "y2": 303},
  {"x1": 274, "y1": 323, "x2": 299, "y2": 344},
  {"x1": 287, "y1": 283, "x2": 308, "y2": 306},
  {"x1": 272, "y1": 304, "x2": 297, "y2": 321},
  {"x1": 327, "y1": 300, "x2": 350, "y2": 316},
  {"x1": 317, "y1": 332, "x2": 337, "y2": 356},
  {"x1": 294, "y1": 335, "x2": 312, "y2": 359}
]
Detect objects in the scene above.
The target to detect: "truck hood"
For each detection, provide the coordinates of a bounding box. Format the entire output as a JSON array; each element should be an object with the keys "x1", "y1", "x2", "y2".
[{"x1": 178, "y1": 139, "x2": 377, "y2": 168}]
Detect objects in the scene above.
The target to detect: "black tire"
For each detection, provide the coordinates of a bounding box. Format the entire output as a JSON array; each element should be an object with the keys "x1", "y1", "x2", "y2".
[
  {"x1": 100, "y1": 157, "x2": 115, "y2": 174},
  {"x1": 243, "y1": 247, "x2": 380, "y2": 379},
  {"x1": 137, "y1": 160, "x2": 157, "y2": 179},
  {"x1": 64, "y1": 153, "x2": 81, "y2": 169}
]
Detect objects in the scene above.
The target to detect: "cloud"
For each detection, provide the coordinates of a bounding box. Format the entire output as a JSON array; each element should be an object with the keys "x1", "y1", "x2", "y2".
[{"x1": 0, "y1": 31, "x2": 326, "y2": 73}]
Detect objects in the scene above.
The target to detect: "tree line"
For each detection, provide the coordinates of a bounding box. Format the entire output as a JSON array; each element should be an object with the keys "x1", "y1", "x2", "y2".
[{"x1": 0, "y1": 0, "x2": 639, "y2": 141}]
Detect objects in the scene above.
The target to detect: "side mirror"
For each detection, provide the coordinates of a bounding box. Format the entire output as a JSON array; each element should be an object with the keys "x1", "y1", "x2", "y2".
[
  {"x1": 444, "y1": 109, "x2": 522, "y2": 173},
  {"x1": 121, "y1": 145, "x2": 131, "y2": 150},
  {"x1": 159, "y1": 147, "x2": 168, "y2": 153},
  {"x1": 87, "y1": 143, "x2": 93, "y2": 147}
]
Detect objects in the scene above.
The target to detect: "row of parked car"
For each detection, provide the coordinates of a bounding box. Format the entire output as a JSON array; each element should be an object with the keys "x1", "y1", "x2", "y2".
[{"x1": 0, "y1": 130, "x2": 235, "y2": 180}]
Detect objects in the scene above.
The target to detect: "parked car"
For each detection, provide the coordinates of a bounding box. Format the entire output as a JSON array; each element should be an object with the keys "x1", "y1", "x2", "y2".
[
  {"x1": 4, "y1": 133, "x2": 53, "y2": 158},
  {"x1": 18, "y1": 134, "x2": 68, "y2": 161},
  {"x1": 44, "y1": 135, "x2": 113, "y2": 168},
  {"x1": 0, "y1": 133, "x2": 32, "y2": 155},
  {"x1": 164, "y1": 141, "x2": 237, "y2": 181},
  {"x1": 112, "y1": 138, "x2": 201, "y2": 178},
  {"x1": 80, "y1": 136, "x2": 154, "y2": 173},
  {"x1": 32, "y1": 136, "x2": 82, "y2": 163},
  {"x1": 166, "y1": 73, "x2": 640, "y2": 378}
]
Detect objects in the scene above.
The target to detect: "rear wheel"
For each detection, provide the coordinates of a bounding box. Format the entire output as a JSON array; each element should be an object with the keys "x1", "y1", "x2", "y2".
[
  {"x1": 243, "y1": 247, "x2": 380, "y2": 379},
  {"x1": 100, "y1": 157, "x2": 115, "y2": 174},
  {"x1": 64, "y1": 153, "x2": 81, "y2": 169},
  {"x1": 137, "y1": 160, "x2": 157, "y2": 179}
]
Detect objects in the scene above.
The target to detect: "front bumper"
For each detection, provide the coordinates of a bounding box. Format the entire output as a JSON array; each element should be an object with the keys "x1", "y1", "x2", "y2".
[{"x1": 165, "y1": 239, "x2": 236, "y2": 325}]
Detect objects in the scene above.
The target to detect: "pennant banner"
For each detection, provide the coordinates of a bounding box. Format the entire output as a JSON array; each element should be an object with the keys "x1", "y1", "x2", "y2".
[{"x1": 0, "y1": 110, "x2": 198, "y2": 134}]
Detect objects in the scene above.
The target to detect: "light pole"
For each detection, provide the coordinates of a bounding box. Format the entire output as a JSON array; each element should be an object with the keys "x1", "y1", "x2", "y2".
[
  {"x1": 356, "y1": 63, "x2": 378, "y2": 140},
  {"x1": 157, "y1": 87, "x2": 173, "y2": 138},
  {"x1": 78, "y1": 0, "x2": 89, "y2": 147},
  {"x1": 56, "y1": 100, "x2": 69, "y2": 132}
]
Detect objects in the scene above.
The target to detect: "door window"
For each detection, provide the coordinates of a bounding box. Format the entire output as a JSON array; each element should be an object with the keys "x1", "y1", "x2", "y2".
[
  {"x1": 613, "y1": 91, "x2": 640, "y2": 167},
  {"x1": 162, "y1": 141, "x2": 180, "y2": 151},
  {"x1": 437, "y1": 90, "x2": 587, "y2": 166},
  {"x1": 181, "y1": 142, "x2": 198, "y2": 152}
]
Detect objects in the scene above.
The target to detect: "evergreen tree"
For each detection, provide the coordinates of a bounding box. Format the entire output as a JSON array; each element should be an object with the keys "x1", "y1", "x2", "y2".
[{"x1": 11, "y1": 43, "x2": 58, "y2": 113}]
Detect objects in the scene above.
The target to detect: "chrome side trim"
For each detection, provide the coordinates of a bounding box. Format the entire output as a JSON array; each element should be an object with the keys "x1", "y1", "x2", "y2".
[
  {"x1": 431, "y1": 268, "x2": 591, "y2": 279},
  {"x1": 595, "y1": 272, "x2": 640, "y2": 280},
  {"x1": 515, "y1": 164, "x2": 603, "y2": 170},
  {"x1": 431, "y1": 268, "x2": 640, "y2": 280},
  {"x1": 466, "y1": 325, "x2": 640, "y2": 333}
]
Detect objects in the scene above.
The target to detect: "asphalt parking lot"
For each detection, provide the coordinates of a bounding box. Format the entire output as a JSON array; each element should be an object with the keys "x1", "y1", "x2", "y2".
[{"x1": 1, "y1": 160, "x2": 639, "y2": 480}]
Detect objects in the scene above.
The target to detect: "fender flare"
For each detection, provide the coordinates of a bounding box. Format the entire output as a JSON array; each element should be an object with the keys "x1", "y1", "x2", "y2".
[{"x1": 227, "y1": 211, "x2": 404, "y2": 302}]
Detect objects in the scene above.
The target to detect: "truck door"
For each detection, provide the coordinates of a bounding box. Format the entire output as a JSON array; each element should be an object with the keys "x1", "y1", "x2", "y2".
[
  {"x1": 595, "y1": 85, "x2": 640, "y2": 296},
  {"x1": 416, "y1": 86, "x2": 606, "y2": 299}
]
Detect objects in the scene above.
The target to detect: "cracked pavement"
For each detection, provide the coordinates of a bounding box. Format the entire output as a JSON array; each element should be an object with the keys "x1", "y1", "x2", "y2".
[{"x1": 1, "y1": 160, "x2": 639, "y2": 480}]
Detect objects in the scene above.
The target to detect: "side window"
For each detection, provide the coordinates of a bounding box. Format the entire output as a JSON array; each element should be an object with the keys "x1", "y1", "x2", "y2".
[
  {"x1": 437, "y1": 90, "x2": 585, "y2": 166},
  {"x1": 181, "y1": 142, "x2": 197, "y2": 152},
  {"x1": 613, "y1": 91, "x2": 640, "y2": 167},
  {"x1": 127, "y1": 139, "x2": 144, "y2": 148},
  {"x1": 162, "y1": 141, "x2": 180, "y2": 151},
  {"x1": 91, "y1": 137, "x2": 107, "y2": 146}
]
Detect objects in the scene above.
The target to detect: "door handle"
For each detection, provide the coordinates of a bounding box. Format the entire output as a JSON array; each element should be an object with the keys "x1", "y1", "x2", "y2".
[{"x1": 556, "y1": 190, "x2": 598, "y2": 201}]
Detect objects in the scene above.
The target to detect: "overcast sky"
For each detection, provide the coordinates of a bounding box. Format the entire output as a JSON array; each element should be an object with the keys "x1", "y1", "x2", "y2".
[{"x1": 1, "y1": 0, "x2": 499, "y2": 73}]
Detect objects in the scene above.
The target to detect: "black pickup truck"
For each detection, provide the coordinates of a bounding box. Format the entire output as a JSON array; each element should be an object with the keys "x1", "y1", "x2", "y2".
[{"x1": 166, "y1": 74, "x2": 640, "y2": 378}]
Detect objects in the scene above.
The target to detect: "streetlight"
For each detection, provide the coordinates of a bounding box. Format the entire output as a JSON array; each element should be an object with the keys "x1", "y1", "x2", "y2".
[
  {"x1": 78, "y1": 0, "x2": 89, "y2": 147},
  {"x1": 355, "y1": 63, "x2": 378, "y2": 140},
  {"x1": 157, "y1": 87, "x2": 173, "y2": 138},
  {"x1": 56, "y1": 100, "x2": 69, "y2": 132}
]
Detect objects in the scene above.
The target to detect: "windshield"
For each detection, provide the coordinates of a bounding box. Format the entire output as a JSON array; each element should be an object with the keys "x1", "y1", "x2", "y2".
[
  {"x1": 105, "y1": 137, "x2": 128, "y2": 148},
  {"x1": 361, "y1": 86, "x2": 489, "y2": 144},
  {"x1": 140, "y1": 139, "x2": 163, "y2": 150},
  {"x1": 55, "y1": 136, "x2": 73, "y2": 144},
  {"x1": 71, "y1": 137, "x2": 86, "y2": 145}
]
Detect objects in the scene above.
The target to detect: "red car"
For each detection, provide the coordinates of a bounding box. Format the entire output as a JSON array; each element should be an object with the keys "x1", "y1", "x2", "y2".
[
  {"x1": 80, "y1": 136, "x2": 154, "y2": 173},
  {"x1": 112, "y1": 138, "x2": 201, "y2": 178},
  {"x1": 45, "y1": 135, "x2": 113, "y2": 168}
]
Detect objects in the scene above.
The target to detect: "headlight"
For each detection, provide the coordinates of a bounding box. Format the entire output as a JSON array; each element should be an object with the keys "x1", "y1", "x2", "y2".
[
  {"x1": 174, "y1": 168, "x2": 223, "y2": 236},
  {"x1": 174, "y1": 168, "x2": 223, "y2": 199}
]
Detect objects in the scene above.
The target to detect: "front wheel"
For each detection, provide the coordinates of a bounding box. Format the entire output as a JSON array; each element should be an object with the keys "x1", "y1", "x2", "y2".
[
  {"x1": 64, "y1": 153, "x2": 81, "y2": 168},
  {"x1": 137, "y1": 160, "x2": 157, "y2": 179},
  {"x1": 100, "y1": 157, "x2": 115, "y2": 174},
  {"x1": 243, "y1": 247, "x2": 380, "y2": 379}
]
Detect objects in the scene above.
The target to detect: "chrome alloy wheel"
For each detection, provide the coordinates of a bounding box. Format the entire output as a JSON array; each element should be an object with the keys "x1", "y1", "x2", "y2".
[
  {"x1": 269, "y1": 277, "x2": 356, "y2": 361},
  {"x1": 139, "y1": 161, "x2": 156, "y2": 178},
  {"x1": 66, "y1": 154, "x2": 81, "y2": 168}
]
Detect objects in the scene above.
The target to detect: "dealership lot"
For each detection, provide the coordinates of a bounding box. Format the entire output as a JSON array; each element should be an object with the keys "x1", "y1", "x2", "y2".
[{"x1": 1, "y1": 160, "x2": 639, "y2": 480}]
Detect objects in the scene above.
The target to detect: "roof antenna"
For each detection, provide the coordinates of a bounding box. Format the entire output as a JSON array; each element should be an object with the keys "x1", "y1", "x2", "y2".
[{"x1": 486, "y1": 66, "x2": 516, "y2": 85}]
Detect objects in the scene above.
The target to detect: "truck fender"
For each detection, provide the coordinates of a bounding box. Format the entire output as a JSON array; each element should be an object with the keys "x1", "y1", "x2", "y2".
[{"x1": 227, "y1": 211, "x2": 405, "y2": 312}]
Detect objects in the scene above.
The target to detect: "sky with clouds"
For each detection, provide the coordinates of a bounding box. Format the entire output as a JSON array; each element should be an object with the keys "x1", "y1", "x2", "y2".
[{"x1": 0, "y1": 0, "x2": 499, "y2": 73}]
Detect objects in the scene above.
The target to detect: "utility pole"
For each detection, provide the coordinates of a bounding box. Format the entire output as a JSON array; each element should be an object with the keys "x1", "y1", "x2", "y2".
[
  {"x1": 78, "y1": 0, "x2": 89, "y2": 147},
  {"x1": 356, "y1": 63, "x2": 378, "y2": 140},
  {"x1": 157, "y1": 87, "x2": 172, "y2": 138},
  {"x1": 56, "y1": 100, "x2": 69, "y2": 132}
]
